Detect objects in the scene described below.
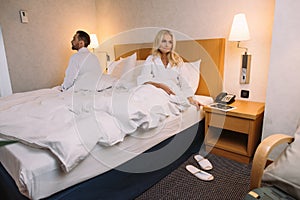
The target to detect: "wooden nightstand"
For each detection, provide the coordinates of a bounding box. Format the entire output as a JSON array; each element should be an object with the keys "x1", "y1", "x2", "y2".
[{"x1": 203, "y1": 100, "x2": 265, "y2": 164}]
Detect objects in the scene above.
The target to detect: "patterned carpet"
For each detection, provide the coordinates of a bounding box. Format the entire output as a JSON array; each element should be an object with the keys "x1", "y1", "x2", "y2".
[{"x1": 136, "y1": 153, "x2": 252, "y2": 200}]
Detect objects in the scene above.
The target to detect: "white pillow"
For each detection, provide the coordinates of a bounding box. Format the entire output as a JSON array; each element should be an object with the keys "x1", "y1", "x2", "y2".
[
  {"x1": 127, "y1": 60, "x2": 145, "y2": 84},
  {"x1": 262, "y1": 126, "x2": 300, "y2": 199},
  {"x1": 107, "y1": 59, "x2": 122, "y2": 74},
  {"x1": 116, "y1": 57, "x2": 145, "y2": 89},
  {"x1": 180, "y1": 60, "x2": 201, "y2": 93},
  {"x1": 96, "y1": 74, "x2": 117, "y2": 91},
  {"x1": 108, "y1": 53, "x2": 137, "y2": 79},
  {"x1": 136, "y1": 60, "x2": 145, "y2": 67}
]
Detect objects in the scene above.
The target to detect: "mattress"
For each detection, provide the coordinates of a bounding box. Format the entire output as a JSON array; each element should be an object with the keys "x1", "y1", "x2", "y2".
[{"x1": 0, "y1": 95, "x2": 213, "y2": 200}]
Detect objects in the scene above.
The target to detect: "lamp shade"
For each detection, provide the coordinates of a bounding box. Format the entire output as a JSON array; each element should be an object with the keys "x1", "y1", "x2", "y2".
[
  {"x1": 89, "y1": 34, "x2": 99, "y2": 49},
  {"x1": 229, "y1": 13, "x2": 250, "y2": 41}
]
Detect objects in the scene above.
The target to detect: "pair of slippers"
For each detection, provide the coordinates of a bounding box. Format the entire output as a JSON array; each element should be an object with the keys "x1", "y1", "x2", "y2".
[{"x1": 186, "y1": 155, "x2": 214, "y2": 181}]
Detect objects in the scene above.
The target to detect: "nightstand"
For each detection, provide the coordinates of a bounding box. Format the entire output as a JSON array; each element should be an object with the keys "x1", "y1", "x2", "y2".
[{"x1": 203, "y1": 100, "x2": 265, "y2": 164}]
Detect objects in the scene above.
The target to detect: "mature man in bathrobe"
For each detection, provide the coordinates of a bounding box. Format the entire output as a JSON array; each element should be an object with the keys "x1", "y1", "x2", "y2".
[{"x1": 61, "y1": 30, "x2": 101, "y2": 91}]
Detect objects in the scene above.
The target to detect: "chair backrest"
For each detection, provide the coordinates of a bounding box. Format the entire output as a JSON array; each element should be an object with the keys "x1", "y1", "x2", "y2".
[{"x1": 250, "y1": 134, "x2": 294, "y2": 190}]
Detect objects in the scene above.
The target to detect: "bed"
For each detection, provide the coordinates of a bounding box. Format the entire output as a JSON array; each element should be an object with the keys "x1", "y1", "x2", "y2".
[{"x1": 0, "y1": 38, "x2": 225, "y2": 200}]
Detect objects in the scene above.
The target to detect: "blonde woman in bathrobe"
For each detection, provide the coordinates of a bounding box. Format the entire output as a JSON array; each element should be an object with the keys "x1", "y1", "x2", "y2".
[{"x1": 137, "y1": 29, "x2": 202, "y2": 110}]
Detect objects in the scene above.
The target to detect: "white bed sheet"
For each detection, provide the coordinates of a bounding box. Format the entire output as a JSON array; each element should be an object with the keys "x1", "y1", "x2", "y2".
[{"x1": 0, "y1": 95, "x2": 213, "y2": 200}]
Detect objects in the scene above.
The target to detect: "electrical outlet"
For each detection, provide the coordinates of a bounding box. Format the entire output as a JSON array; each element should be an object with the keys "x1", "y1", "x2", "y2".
[{"x1": 241, "y1": 90, "x2": 249, "y2": 98}]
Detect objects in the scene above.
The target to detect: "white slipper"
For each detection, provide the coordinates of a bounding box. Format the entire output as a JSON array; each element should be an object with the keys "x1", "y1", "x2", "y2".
[
  {"x1": 194, "y1": 155, "x2": 213, "y2": 170},
  {"x1": 186, "y1": 165, "x2": 214, "y2": 181}
]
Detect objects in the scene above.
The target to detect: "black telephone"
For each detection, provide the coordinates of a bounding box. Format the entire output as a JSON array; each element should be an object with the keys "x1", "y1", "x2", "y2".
[{"x1": 215, "y1": 92, "x2": 236, "y2": 104}]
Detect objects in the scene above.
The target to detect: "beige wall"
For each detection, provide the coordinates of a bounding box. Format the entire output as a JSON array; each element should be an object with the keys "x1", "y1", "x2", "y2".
[
  {"x1": 0, "y1": 0, "x2": 274, "y2": 102},
  {"x1": 0, "y1": 0, "x2": 97, "y2": 92},
  {"x1": 95, "y1": 0, "x2": 275, "y2": 102}
]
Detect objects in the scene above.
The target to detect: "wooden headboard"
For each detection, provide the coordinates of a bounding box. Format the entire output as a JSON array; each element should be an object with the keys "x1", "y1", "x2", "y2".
[{"x1": 114, "y1": 38, "x2": 225, "y2": 98}]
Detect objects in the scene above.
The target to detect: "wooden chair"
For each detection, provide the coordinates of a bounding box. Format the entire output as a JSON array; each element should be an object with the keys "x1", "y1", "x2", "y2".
[{"x1": 249, "y1": 133, "x2": 294, "y2": 190}]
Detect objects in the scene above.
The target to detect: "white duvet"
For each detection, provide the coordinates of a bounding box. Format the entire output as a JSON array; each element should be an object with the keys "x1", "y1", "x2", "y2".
[{"x1": 0, "y1": 80, "x2": 190, "y2": 172}]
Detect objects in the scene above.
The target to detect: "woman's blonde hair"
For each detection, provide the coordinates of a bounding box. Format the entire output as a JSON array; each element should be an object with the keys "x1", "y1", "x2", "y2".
[{"x1": 152, "y1": 29, "x2": 183, "y2": 67}]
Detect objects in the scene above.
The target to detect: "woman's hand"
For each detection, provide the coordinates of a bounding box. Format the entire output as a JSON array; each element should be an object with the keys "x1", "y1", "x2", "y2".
[
  {"x1": 188, "y1": 97, "x2": 203, "y2": 110},
  {"x1": 158, "y1": 83, "x2": 175, "y2": 95},
  {"x1": 146, "y1": 82, "x2": 175, "y2": 95}
]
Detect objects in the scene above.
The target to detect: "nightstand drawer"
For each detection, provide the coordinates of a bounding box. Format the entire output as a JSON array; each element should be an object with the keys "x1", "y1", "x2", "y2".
[{"x1": 207, "y1": 113, "x2": 250, "y2": 134}]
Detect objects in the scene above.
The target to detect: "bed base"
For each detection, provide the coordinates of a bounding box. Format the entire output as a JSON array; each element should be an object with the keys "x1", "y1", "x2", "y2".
[{"x1": 0, "y1": 120, "x2": 204, "y2": 200}]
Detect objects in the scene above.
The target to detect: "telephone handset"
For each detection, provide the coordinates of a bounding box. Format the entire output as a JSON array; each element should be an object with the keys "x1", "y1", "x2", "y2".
[{"x1": 215, "y1": 92, "x2": 236, "y2": 104}]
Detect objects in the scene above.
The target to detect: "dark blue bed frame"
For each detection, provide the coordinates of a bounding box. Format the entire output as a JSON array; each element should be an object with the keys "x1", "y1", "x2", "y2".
[{"x1": 0, "y1": 121, "x2": 204, "y2": 200}]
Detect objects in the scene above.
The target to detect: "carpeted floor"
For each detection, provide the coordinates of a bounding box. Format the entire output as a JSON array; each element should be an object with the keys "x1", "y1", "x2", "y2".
[{"x1": 136, "y1": 153, "x2": 252, "y2": 200}]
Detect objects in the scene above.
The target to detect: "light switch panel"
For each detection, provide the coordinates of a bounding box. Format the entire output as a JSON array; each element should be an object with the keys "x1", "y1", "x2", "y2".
[{"x1": 19, "y1": 10, "x2": 29, "y2": 23}]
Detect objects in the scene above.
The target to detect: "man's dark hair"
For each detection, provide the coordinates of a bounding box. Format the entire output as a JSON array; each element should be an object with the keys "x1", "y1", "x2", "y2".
[{"x1": 76, "y1": 30, "x2": 90, "y2": 47}]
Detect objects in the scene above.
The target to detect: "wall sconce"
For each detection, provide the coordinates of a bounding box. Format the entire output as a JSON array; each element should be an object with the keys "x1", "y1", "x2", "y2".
[
  {"x1": 89, "y1": 34, "x2": 99, "y2": 53},
  {"x1": 89, "y1": 34, "x2": 110, "y2": 61},
  {"x1": 89, "y1": 34, "x2": 110, "y2": 71},
  {"x1": 229, "y1": 13, "x2": 251, "y2": 84}
]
